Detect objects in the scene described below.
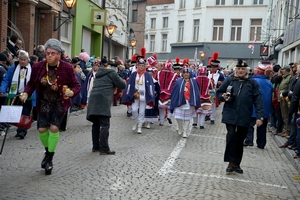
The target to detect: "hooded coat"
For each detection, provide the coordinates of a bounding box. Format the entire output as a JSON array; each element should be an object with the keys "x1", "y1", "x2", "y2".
[{"x1": 86, "y1": 67, "x2": 125, "y2": 123}]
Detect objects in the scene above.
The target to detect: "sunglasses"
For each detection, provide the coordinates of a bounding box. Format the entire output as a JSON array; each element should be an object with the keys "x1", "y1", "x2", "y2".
[{"x1": 46, "y1": 51, "x2": 59, "y2": 56}]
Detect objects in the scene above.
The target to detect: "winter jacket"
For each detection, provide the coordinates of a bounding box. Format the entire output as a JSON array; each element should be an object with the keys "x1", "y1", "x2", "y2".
[
  {"x1": 87, "y1": 68, "x2": 125, "y2": 122},
  {"x1": 217, "y1": 76, "x2": 264, "y2": 127}
]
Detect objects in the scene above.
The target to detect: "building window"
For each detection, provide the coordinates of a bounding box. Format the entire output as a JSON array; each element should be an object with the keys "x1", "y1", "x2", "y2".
[
  {"x1": 230, "y1": 19, "x2": 242, "y2": 41},
  {"x1": 253, "y1": 0, "x2": 263, "y2": 4},
  {"x1": 151, "y1": 18, "x2": 156, "y2": 29},
  {"x1": 195, "y1": 0, "x2": 201, "y2": 7},
  {"x1": 250, "y1": 19, "x2": 262, "y2": 41},
  {"x1": 234, "y1": 0, "x2": 243, "y2": 5},
  {"x1": 179, "y1": 0, "x2": 186, "y2": 9},
  {"x1": 193, "y1": 19, "x2": 200, "y2": 41},
  {"x1": 216, "y1": 0, "x2": 225, "y2": 5},
  {"x1": 178, "y1": 21, "x2": 184, "y2": 42},
  {"x1": 162, "y1": 34, "x2": 167, "y2": 52},
  {"x1": 213, "y1": 19, "x2": 223, "y2": 41},
  {"x1": 163, "y1": 17, "x2": 168, "y2": 28},
  {"x1": 132, "y1": 10, "x2": 138, "y2": 23},
  {"x1": 150, "y1": 35, "x2": 155, "y2": 52}
]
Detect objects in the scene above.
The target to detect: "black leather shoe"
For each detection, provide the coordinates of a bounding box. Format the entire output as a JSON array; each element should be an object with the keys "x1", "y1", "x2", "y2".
[
  {"x1": 100, "y1": 151, "x2": 116, "y2": 155},
  {"x1": 192, "y1": 123, "x2": 197, "y2": 127},
  {"x1": 167, "y1": 118, "x2": 172, "y2": 124},
  {"x1": 279, "y1": 142, "x2": 289, "y2": 148},
  {"x1": 234, "y1": 165, "x2": 243, "y2": 174},
  {"x1": 92, "y1": 149, "x2": 99, "y2": 152},
  {"x1": 15, "y1": 133, "x2": 21, "y2": 138},
  {"x1": 210, "y1": 120, "x2": 215, "y2": 124},
  {"x1": 18, "y1": 132, "x2": 26, "y2": 139},
  {"x1": 243, "y1": 142, "x2": 254, "y2": 146},
  {"x1": 200, "y1": 126, "x2": 204, "y2": 129},
  {"x1": 226, "y1": 162, "x2": 235, "y2": 173}
]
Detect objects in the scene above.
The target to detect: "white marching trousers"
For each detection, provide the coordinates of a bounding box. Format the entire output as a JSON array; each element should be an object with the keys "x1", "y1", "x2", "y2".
[{"x1": 131, "y1": 99, "x2": 146, "y2": 123}]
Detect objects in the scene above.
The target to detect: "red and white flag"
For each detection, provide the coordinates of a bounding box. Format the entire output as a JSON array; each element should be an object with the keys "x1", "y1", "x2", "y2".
[{"x1": 248, "y1": 45, "x2": 254, "y2": 54}]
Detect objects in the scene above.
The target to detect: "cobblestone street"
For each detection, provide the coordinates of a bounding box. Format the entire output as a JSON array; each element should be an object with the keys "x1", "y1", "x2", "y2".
[{"x1": 1, "y1": 105, "x2": 300, "y2": 199}]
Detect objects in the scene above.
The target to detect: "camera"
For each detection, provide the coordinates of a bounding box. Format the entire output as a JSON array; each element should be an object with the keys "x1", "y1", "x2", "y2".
[{"x1": 225, "y1": 85, "x2": 234, "y2": 102}]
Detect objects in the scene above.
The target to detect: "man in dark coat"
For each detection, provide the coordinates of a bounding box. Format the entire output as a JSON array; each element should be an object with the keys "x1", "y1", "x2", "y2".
[
  {"x1": 86, "y1": 63, "x2": 126, "y2": 155},
  {"x1": 217, "y1": 59, "x2": 264, "y2": 174}
]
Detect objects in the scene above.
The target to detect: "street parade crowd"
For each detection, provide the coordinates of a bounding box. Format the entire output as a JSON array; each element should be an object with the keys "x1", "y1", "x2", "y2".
[{"x1": 1, "y1": 36, "x2": 300, "y2": 176}]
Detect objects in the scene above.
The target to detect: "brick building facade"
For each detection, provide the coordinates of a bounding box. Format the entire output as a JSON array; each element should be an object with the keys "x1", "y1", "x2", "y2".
[{"x1": 0, "y1": 0, "x2": 61, "y2": 56}]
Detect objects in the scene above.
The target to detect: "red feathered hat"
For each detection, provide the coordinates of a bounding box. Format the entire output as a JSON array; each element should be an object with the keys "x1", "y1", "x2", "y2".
[
  {"x1": 173, "y1": 57, "x2": 182, "y2": 69},
  {"x1": 211, "y1": 52, "x2": 220, "y2": 67}
]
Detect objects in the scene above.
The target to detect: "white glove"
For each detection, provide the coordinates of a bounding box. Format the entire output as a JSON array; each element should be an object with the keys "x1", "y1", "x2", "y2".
[
  {"x1": 65, "y1": 89, "x2": 74, "y2": 97},
  {"x1": 19, "y1": 93, "x2": 28, "y2": 103}
]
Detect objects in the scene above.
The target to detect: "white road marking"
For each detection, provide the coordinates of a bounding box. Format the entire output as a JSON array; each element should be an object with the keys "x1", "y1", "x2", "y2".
[
  {"x1": 169, "y1": 170, "x2": 288, "y2": 189},
  {"x1": 190, "y1": 134, "x2": 225, "y2": 140},
  {"x1": 157, "y1": 138, "x2": 187, "y2": 175}
]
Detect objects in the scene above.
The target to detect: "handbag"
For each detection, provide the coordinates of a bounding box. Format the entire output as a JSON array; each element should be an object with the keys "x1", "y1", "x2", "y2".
[
  {"x1": 9, "y1": 95, "x2": 33, "y2": 130},
  {"x1": 11, "y1": 114, "x2": 33, "y2": 130}
]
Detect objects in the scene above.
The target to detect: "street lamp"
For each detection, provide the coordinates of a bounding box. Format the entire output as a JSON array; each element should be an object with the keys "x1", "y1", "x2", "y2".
[
  {"x1": 53, "y1": 0, "x2": 77, "y2": 31},
  {"x1": 199, "y1": 51, "x2": 206, "y2": 65},
  {"x1": 130, "y1": 37, "x2": 137, "y2": 57},
  {"x1": 106, "y1": 21, "x2": 117, "y2": 60}
]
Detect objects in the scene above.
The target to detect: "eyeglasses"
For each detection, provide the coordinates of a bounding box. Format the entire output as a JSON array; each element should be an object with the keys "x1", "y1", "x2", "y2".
[{"x1": 46, "y1": 51, "x2": 59, "y2": 56}]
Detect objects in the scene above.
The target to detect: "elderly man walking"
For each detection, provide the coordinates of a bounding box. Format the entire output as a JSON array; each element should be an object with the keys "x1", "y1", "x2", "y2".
[{"x1": 86, "y1": 59, "x2": 126, "y2": 155}]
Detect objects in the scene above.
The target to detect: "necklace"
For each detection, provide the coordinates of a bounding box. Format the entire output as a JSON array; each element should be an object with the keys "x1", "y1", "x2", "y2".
[{"x1": 46, "y1": 62, "x2": 59, "y2": 85}]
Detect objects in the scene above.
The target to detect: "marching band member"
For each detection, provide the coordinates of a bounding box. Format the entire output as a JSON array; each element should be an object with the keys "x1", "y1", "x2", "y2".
[
  {"x1": 122, "y1": 49, "x2": 155, "y2": 134},
  {"x1": 195, "y1": 66, "x2": 214, "y2": 129},
  {"x1": 207, "y1": 52, "x2": 224, "y2": 124},
  {"x1": 144, "y1": 67, "x2": 160, "y2": 129},
  {"x1": 170, "y1": 67, "x2": 201, "y2": 138},
  {"x1": 157, "y1": 60, "x2": 177, "y2": 125}
]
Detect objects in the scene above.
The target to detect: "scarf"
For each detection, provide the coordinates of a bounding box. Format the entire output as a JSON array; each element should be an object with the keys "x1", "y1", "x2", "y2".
[
  {"x1": 9, "y1": 63, "x2": 31, "y2": 95},
  {"x1": 137, "y1": 68, "x2": 146, "y2": 77}
]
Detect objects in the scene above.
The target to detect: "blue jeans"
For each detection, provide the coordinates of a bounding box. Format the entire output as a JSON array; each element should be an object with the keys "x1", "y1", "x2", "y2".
[
  {"x1": 269, "y1": 104, "x2": 277, "y2": 128},
  {"x1": 287, "y1": 113, "x2": 298, "y2": 145},
  {"x1": 245, "y1": 117, "x2": 268, "y2": 148}
]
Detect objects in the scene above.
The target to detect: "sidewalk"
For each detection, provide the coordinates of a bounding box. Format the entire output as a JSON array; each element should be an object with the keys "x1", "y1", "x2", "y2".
[{"x1": 272, "y1": 133, "x2": 300, "y2": 173}]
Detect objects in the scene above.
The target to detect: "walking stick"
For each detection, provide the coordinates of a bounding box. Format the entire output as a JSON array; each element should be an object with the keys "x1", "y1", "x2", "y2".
[{"x1": 0, "y1": 126, "x2": 10, "y2": 156}]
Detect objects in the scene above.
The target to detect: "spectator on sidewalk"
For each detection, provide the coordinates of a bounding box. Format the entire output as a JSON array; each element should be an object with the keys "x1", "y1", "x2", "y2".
[
  {"x1": 217, "y1": 59, "x2": 264, "y2": 174},
  {"x1": 86, "y1": 59, "x2": 125, "y2": 155},
  {"x1": 244, "y1": 63, "x2": 272, "y2": 149},
  {"x1": 0, "y1": 50, "x2": 33, "y2": 139},
  {"x1": 278, "y1": 65, "x2": 292, "y2": 138}
]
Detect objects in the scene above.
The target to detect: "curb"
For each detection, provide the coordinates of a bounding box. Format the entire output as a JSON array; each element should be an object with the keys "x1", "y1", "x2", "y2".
[{"x1": 272, "y1": 133, "x2": 300, "y2": 174}]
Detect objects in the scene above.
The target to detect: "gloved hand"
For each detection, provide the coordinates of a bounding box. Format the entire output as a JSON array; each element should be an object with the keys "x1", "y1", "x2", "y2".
[
  {"x1": 19, "y1": 93, "x2": 28, "y2": 103},
  {"x1": 65, "y1": 89, "x2": 74, "y2": 97}
]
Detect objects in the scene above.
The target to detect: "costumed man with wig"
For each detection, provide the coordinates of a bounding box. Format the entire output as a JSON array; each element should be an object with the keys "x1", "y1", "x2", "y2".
[
  {"x1": 157, "y1": 60, "x2": 177, "y2": 126},
  {"x1": 122, "y1": 47, "x2": 155, "y2": 134},
  {"x1": 19, "y1": 39, "x2": 81, "y2": 175},
  {"x1": 207, "y1": 52, "x2": 224, "y2": 124},
  {"x1": 170, "y1": 67, "x2": 201, "y2": 138}
]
